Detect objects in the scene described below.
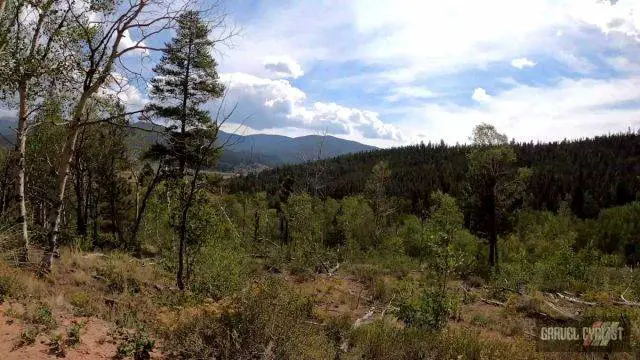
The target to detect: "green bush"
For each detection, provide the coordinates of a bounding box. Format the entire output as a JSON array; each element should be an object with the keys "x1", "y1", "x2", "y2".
[
  {"x1": 339, "y1": 196, "x2": 375, "y2": 254},
  {"x1": 29, "y1": 304, "x2": 57, "y2": 331},
  {"x1": 70, "y1": 291, "x2": 97, "y2": 317},
  {"x1": 397, "y1": 288, "x2": 456, "y2": 331},
  {"x1": 66, "y1": 321, "x2": 84, "y2": 347},
  {"x1": 115, "y1": 328, "x2": 155, "y2": 360},
  {"x1": 190, "y1": 242, "x2": 251, "y2": 299}
]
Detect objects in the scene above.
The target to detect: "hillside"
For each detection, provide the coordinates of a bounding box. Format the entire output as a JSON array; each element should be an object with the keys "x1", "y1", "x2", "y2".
[
  {"x1": 0, "y1": 119, "x2": 376, "y2": 171},
  {"x1": 229, "y1": 132, "x2": 640, "y2": 216}
]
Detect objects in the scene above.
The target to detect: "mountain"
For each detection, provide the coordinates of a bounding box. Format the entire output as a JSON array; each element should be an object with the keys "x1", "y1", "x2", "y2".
[
  {"x1": 0, "y1": 119, "x2": 377, "y2": 171},
  {"x1": 217, "y1": 131, "x2": 377, "y2": 165},
  {"x1": 122, "y1": 121, "x2": 376, "y2": 171}
]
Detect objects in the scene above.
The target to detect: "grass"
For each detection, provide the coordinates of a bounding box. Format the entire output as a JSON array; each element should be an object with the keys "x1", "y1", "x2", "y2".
[{"x1": 0, "y1": 247, "x2": 639, "y2": 359}]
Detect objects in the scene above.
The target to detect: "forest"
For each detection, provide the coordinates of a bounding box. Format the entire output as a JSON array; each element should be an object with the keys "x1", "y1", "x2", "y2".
[{"x1": 0, "y1": 0, "x2": 640, "y2": 359}]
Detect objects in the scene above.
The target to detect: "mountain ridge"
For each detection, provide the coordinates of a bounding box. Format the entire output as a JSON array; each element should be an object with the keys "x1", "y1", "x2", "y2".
[{"x1": 0, "y1": 118, "x2": 377, "y2": 171}]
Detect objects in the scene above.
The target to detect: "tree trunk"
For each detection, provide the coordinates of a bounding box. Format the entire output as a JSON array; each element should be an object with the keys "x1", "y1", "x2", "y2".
[
  {"x1": 130, "y1": 162, "x2": 162, "y2": 256},
  {"x1": 487, "y1": 185, "x2": 498, "y2": 269},
  {"x1": 0, "y1": 0, "x2": 6, "y2": 21},
  {"x1": 74, "y1": 162, "x2": 87, "y2": 236},
  {"x1": 0, "y1": 150, "x2": 11, "y2": 216},
  {"x1": 16, "y1": 81, "x2": 29, "y2": 263},
  {"x1": 253, "y1": 209, "x2": 260, "y2": 243},
  {"x1": 40, "y1": 111, "x2": 83, "y2": 273},
  {"x1": 177, "y1": 211, "x2": 186, "y2": 290}
]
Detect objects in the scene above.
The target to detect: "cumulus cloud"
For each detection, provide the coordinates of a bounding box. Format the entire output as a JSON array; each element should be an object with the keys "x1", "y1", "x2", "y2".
[
  {"x1": 117, "y1": 30, "x2": 149, "y2": 56},
  {"x1": 511, "y1": 57, "x2": 537, "y2": 69},
  {"x1": 472, "y1": 88, "x2": 491, "y2": 102},
  {"x1": 263, "y1": 56, "x2": 304, "y2": 79},
  {"x1": 569, "y1": 0, "x2": 640, "y2": 38},
  {"x1": 395, "y1": 76, "x2": 640, "y2": 145},
  {"x1": 219, "y1": 73, "x2": 402, "y2": 141},
  {"x1": 216, "y1": 0, "x2": 640, "y2": 146},
  {"x1": 99, "y1": 73, "x2": 146, "y2": 108}
]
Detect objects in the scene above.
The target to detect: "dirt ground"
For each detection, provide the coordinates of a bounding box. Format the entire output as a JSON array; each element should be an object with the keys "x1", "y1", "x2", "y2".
[{"x1": 0, "y1": 303, "x2": 162, "y2": 360}]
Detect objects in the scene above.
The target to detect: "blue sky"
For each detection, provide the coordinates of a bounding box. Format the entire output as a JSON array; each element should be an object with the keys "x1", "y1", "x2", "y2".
[
  {"x1": 194, "y1": 0, "x2": 640, "y2": 147},
  {"x1": 5, "y1": 0, "x2": 640, "y2": 148}
]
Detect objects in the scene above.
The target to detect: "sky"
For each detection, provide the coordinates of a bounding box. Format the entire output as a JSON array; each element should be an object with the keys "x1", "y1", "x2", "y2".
[
  {"x1": 198, "y1": 0, "x2": 640, "y2": 147},
  {"x1": 5, "y1": 0, "x2": 640, "y2": 148}
]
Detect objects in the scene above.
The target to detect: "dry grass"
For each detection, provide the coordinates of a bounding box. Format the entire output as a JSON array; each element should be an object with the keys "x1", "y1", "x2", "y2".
[{"x1": 0, "y1": 249, "x2": 638, "y2": 359}]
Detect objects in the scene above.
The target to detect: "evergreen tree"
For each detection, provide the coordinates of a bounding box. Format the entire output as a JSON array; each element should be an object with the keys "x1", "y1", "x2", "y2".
[
  {"x1": 146, "y1": 10, "x2": 225, "y2": 290},
  {"x1": 466, "y1": 124, "x2": 516, "y2": 269}
]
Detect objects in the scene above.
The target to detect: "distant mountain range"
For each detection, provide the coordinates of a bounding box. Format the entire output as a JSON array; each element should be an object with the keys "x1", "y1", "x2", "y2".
[{"x1": 0, "y1": 118, "x2": 377, "y2": 172}]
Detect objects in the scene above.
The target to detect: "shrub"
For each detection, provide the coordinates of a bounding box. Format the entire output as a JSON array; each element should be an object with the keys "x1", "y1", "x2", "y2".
[
  {"x1": 0, "y1": 275, "x2": 11, "y2": 303},
  {"x1": 48, "y1": 333, "x2": 67, "y2": 357},
  {"x1": 163, "y1": 277, "x2": 334, "y2": 359},
  {"x1": 339, "y1": 196, "x2": 375, "y2": 254},
  {"x1": 396, "y1": 288, "x2": 457, "y2": 331},
  {"x1": 66, "y1": 321, "x2": 84, "y2": 347},
  {"x1": 284, "y1": 193, "x2": 325, "y2": 272},
  {"x1": 115, "y1": 328, "x2": 155, "y2": 360},
  {"x1": 29, "y1": 303, "x2": 57, "y2": 331},
  {"x1": 190, "y1": 240, "x2": 251, "y2": 299},
  {"x1": 70, "y1": 291, "x2": 96, "y2": 317},
  {"x1": 14, "y1": 326, "x2": 38, "y2": 349}
]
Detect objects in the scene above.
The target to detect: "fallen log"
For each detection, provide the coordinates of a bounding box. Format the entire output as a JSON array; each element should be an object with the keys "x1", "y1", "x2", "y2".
[
  {"x1": 543, "y1": 300, "x2": 580, "y2": 321},
  {"x1": 353, "y1": 308, "x2": 375, "y2": 328},
  {"x1": 480, "y1": 298, "x2": 505, "y2": 307},
  {"x1": 555, "y1": 292, "x2": 596, "y2": 306}
]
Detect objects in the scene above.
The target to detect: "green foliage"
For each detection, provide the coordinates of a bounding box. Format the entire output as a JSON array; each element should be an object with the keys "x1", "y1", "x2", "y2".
[
  {"x1": 48, "y1": 333, "x2": 67, "y2": 357},
  {"x1": 189, "y1": 201, "x2": 252, "y2": 299},
  {"x1": 408, "y1": 191, "x2": 479, "y2": 282},
  {"x1": 578, "y1": 201, "x2": 640, "y2": 263},
  {"x1": 65, "y1": 321, "x2": 84, "y2": 347},
  {"x1": 283, "y1": 193, "x2": 324, "y2": 272},
  {"x1": 398, "y1": 215, "x2": 425, "y2": 257},
  {"x1": 70, "y1": 291, "x2": 96, "y2": 317},
  {"x1": 339, "y1": 195, "x2": 375, "y2": 254},
  {"x1": 115, "y1": 328, "x2": 155, "y2": 360},
  {"x1": 29, "y1": 303, "x2": 57, "y2": 330},
  {"x1": 397, "y1": 288, "x2": 457, "y2": 331}
]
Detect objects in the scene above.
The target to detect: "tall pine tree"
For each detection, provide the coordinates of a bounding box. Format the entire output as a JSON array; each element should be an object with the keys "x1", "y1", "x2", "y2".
[{"x1": 146, "y1": 10, "x2": 225, "y2": 290}]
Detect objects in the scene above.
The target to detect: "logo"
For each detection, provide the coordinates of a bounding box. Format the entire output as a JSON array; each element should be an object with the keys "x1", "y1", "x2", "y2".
[
  {"x1": 582, "y1": 321, "x2": 624, "y2": 348},
  {"x1": 536, "y1": 316, "x2": 631, "y2": 353}
]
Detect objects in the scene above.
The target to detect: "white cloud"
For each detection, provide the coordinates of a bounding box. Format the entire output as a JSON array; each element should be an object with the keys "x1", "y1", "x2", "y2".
[
  {"x1": 216, "y1": 0, "x2": 640, "y2": 144},
  {"x1": 263, "y1": 56, "x2": 304, "y2": 79},
  {"x1": 472, "y1": 88, "x2": 491, "y2": 102},
  {"x1": 99, "y1": 73, "x2": 146, "y2": 108},
  {"x1": 395, "y1": 76, "x2": 640, "y2": 145},
  {"x1": 511, "y1": 57, "x2": 537, "y2": 69},
  {"x1": 385, "y1": 86, "x2": 437, "y2": 102},
  {"x1": 605, "y1": 55, "x2": 640, "y2": 73},
  {"x1": 557, "y1": 51, "x2": 597, "y2": 73},
  {"x1": 117, "y1": 30, "x2": 149, "y2": 56},
  {"x1": 569, "y1": 0, "x2": 640, "y2": 38},
  {"x1": 219, "y1": 73, "x2": 403, "y2": 141},
  {"x1": 224, "y1": 1, "x2": 640, "y2": 81}
]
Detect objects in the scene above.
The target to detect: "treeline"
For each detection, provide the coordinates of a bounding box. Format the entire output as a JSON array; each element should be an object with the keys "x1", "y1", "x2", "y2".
[{"x1": 230, "y1": 132, "x2": 640, "y2": 218}]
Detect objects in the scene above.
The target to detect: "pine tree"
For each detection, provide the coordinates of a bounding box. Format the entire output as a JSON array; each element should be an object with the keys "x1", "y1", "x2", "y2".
[
  {"x1": 466, "y1": 123, "x2": 517, "y2": 269},
  {"x1": 146, "y1": 10, "x2": 225, "y2": 290}
]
